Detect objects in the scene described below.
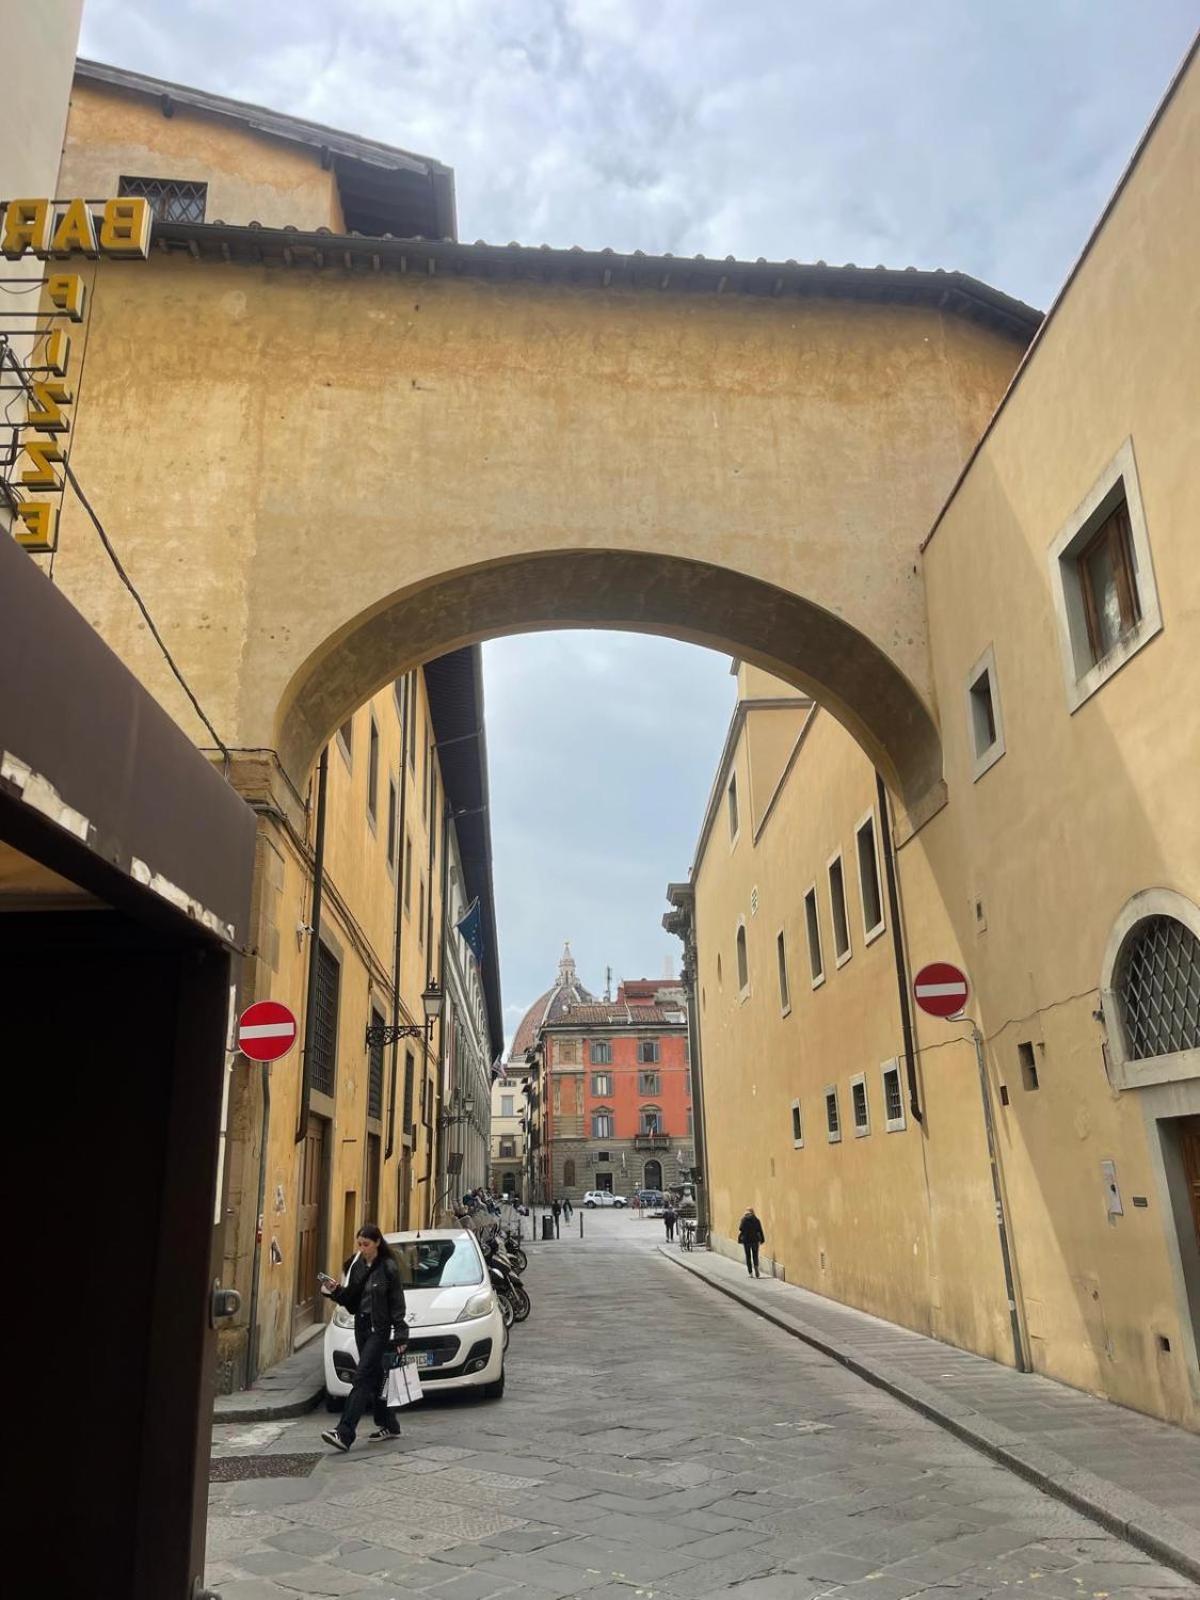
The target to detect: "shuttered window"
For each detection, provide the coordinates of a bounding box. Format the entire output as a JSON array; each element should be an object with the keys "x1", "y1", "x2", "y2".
[{"x1": 311, "y1": 944, "x2": 340, "y2": 1097}]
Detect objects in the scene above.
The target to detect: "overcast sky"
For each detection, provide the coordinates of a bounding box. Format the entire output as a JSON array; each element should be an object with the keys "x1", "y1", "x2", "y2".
[{"x1": 78, "y1": 0, "x2": 1197, "y2": 1048}]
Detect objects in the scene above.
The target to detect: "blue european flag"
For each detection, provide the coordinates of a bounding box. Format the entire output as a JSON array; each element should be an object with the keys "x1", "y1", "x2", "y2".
[{"x1": 455, "y1": 897, "x2": 484, "y2": 966}]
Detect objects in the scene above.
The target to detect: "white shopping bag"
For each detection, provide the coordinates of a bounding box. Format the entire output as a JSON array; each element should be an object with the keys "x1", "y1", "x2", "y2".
[{"x1": 383, "y1": 1360, "x2": 424, "y2": 1408}]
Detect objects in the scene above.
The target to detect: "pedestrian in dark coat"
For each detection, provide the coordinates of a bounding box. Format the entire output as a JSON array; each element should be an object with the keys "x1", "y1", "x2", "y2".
[
  {"x1": 551, "y1": 1197, "x2": 562, "y2": 1237},
  {"x1": 738, "y1": 1208, "x2": 765, "y2": 1277},
  {"x1": 663, "y1": 1204, "x2": 677, "y2": 1241},
  {"x1": 320, "y1": 1224, "x2": 409, "y2": 1450}
]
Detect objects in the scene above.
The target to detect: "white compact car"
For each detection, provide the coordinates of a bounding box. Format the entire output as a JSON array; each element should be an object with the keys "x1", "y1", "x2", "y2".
[
  {"x1": 581, "y1": 1190, "x2": 627, "y2": 1208},
  {"x1": 323, "y1": 1228, "x2": 505, "y2": 1407}
]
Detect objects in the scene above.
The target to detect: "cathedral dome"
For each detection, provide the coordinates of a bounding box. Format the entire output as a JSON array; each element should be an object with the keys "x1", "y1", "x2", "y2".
[{"x1": 509, "y1": 942, "x2": 595, "y2": 1060}]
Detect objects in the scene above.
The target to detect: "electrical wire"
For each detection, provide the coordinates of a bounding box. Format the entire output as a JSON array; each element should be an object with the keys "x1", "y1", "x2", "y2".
[{"x1": 910, "y1": 985, "x2": 1101, "y2": 1058}]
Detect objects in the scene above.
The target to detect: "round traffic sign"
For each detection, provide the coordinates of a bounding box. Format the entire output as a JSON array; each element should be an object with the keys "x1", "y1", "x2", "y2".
[
  {"x1": 913, "y1": 962, "x2": 969, "y2": 1018},
  {"x1": 238, "y1": 999, "x2": 298, "y2": 1062}
]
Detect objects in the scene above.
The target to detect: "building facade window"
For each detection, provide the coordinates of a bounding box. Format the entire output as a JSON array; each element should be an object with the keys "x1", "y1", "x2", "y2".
[
  {"x1": 336, "y1": 715, "x2": 353, "y2": 764},
  {"x1": 736, "y1": 924, "x2": 749, "y2": 992},
  {"x1": 805, "y1": 886, "x2": 824, "y2": 987},
  {"x1": 500, "y1": 1094, "x2": 514, "y2": 1117},
  {"x1": 965, "y1": 644, "x2": 1006, "y2": 781},
  {"x1": 791, "y1": 1098, "x2": 803, "y2": 1148},
  {"x1": 499, "y1": 1136, "x2": 516, "y2": 1159},
  {"x1": 825, "y1": 1086, "x2": 841, "y2": 1143},
  {"x1": 640, "y1": 1106, "x2": 663, "y2": 1134},
  {"x1": 727, "y1": 773, "x2": 740, "y2": 840},
  {"x1": 777, "y1": 930, "x2": 791, "y2": 1013},
  {"x1": 311, "y1": 943, "x2": 340, "y2": 1097},
  {"x1": 402, "y1": 1050, "x2": 415, "y2": 1138},
  {"x1": 881, "y1": 1060, "x2": 905, "y2": 1131},
  {"x1": 1117, "y1": 918, "x2": 1200, "y2": 1061},
  {"x1": 854, "y1": 811, "x2": 886, "y2": 941},
  {"x1": 828, "y1": 853, "x2": 852, "y2": 965},
  {"x1": 118, "y1": 174, "x2": 207, "y2": 222},
  {"x1": 591, "y1": 1072, "x2": 612, "y2": 1096},
  {"x1": 637, "y1": 1039, "x2": 660, "y2": 1064},
  {"x1": 367, "y1": 1008, "x2": 385, "y2": 1121},
  {"x1": 386, "y1": 778, "x2": 398, "y2": 867},
  {"x1": 367, "y1": 715, "x2": 380, "y2": 824},
  {"x1": 851, "y1": 1074, "x2": 870, "y2": 1136},
  {"x1": 592, "y1": 1109, "x2": 614, "y2": 1138},
  {"x1": 563, "y1": 1158, "x2": 576, "y2": 1187},
  {"x1": 1048, "y1": 438, "x2": 1162, "y2": 712},
  {"x1": 590, "y1": 1040, "x2": 612, "y2": 1065},
  {"x1": 638, "y1": 1070, "x2": 660, "y2": 1095}
]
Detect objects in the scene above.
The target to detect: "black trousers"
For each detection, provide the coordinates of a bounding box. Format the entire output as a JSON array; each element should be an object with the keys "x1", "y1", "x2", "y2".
[
  {"x1": 339, "y1": 1328, "x2": 397, "y2": 1441},
  {"x1": 665, "y1": 1219, "x2": 675, "y2": 1239},
  {"x1": 743, "y1": 1241, "x2": 761, "y2": 1275}
]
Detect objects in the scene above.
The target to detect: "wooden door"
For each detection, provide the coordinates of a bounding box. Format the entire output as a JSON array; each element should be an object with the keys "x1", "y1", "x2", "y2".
[
  {"x1": 294, "y1": 1115, "x2": 328, "y2": 1332},
  {"x1": 1181, "y1": 1116, "x2": 1200, "y2": 1252}
]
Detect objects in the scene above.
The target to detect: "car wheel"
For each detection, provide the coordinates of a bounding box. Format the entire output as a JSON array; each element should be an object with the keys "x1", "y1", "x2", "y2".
[
  {"x1": 482, "y1": 1369, "x2": 505, "y2": 1400},
  {"x1": 615, "y1": 1201, "x2": 625, "y2": 1208},
  {"x1": 324, "y1": 1391, "x2": 344, "y2": 1413},
  {"x1": 585, "y1": 1201, "x2": 596, "y2": 1208}
]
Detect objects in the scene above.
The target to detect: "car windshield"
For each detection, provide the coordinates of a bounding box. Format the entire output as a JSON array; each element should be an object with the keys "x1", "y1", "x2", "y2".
[{"x1": 389, "y1": 1237, "x2": 484, "y2": 1289}]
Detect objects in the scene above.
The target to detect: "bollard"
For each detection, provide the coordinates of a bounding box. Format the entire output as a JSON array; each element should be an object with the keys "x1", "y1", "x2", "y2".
[{"x1": 580, "y1": 1211, "x2": 584, "y2": 1239}]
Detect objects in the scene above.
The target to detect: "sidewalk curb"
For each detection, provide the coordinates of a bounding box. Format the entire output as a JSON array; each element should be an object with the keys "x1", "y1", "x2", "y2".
[
  {"x1": 212, "y1": 1344, "x2": 326, "y2": 1424},
  {"x1": 660, "y1": 1247, "x2": 1200, "y2": 1584},
  {"x1": 213, "y1": 1387, "x2": 323, "y2": 1423}
]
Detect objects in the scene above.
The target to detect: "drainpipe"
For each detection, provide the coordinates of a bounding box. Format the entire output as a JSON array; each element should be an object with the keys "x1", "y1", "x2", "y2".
[
  {"x1": 386, "y1": 675, "x2": 413, "y2": 1166},
  {"x1": 876, "y1": 773, "x2": 922, "y2": 1124},
  {"x1": 296, "y1": 747, "x2": 329, "y2": 1144}
]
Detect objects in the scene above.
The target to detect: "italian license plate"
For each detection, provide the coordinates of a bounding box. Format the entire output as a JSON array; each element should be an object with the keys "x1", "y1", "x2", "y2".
[{"x1": 404, "y1": 1352, "x2": 436, "y2": 1368}]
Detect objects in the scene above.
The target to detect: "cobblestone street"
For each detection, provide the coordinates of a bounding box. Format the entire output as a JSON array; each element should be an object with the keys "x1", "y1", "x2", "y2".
[{"x1": 206, "y1": 1217, "x2": 1198, "y2": 1599}]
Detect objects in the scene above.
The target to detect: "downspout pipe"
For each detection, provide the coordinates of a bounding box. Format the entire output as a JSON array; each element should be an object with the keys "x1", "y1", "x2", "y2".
[
  {"x1": 296, "y1": 747, "x2": 329, "y2": 1144},
  {"x1": 386, "y1": 676, "x2": 413, "y2": 1164},
  {"x1": 876, "y1": 773, "x2": 922, "y2": 1124}
]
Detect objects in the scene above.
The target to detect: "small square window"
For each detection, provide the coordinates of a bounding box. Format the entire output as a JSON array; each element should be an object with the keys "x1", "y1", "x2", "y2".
[
  {"x1": 965, "y1": 644, "x2": 1006, "y2": 781},
  {"x1": 881, "y1": 1060, "x2": 905, "y2": 1132},
  {"x1": 1018, "y1": 1040, "x2": 1040, "y2": 1091},
  {"x1": 825, "y1": 1086, "x2": 841, "y2": 1143},
  {"x1": 1048, "y1": 439, "x2": 1162, "y2": 713},
  {"x1": 790, "y1": 1099, "x2": 803, "y2": 1148},
  {"x1": 805, "y1": 887, "x2": 824, "y2": 987},
  {"x1": 851, "y1": 1075, "x2": 870, "y2": 1136}
]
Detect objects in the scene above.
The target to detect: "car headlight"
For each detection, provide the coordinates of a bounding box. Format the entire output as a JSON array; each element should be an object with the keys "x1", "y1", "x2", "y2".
[
  {"x1": 332, "y1": 1306, "x2": 354, "y2": 1330},
  {"x1": 456, "y1": 1289, "x2": 496, "y2": 1322}
]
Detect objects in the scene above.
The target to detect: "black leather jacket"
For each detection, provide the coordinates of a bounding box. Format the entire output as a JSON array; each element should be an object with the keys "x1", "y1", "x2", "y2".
[{"x1": 330, "y1": 1254, "x2": 408, "y2": 1344}]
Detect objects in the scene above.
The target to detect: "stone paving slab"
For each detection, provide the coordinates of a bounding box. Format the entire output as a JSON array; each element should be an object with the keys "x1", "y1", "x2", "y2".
[{"x1": 662, "y1": 1243, "x2": 1200, "y2": 1579}]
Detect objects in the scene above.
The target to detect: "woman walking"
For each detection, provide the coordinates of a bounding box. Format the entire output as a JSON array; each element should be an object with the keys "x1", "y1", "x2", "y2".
[
  {"x1": 738, "y1": 1207, "x2": 765, "y2": 1278},
  {"x1": 320, "y1": 1224, "x2": 408, "y2": 1451}
]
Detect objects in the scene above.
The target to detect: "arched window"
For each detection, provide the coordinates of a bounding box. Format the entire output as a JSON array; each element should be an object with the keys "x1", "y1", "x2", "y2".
[
  {"x1": 563, "y1": 1158, "x2": 576, "y2": 1188},
  {"x1": 1117, "y1": 916, "x2": 1200, "y2": 1059},
  {"x1": 736, "y1": 924, "x2": 749, "y2": 991},
  {"x1": 1102, "y1": 891, "x2": 1200, "y2": 1089}
]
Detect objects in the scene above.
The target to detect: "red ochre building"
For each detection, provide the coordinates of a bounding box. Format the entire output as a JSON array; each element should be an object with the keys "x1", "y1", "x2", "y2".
[{"x1": 511, "y1": 945, "x2": 695, "y2": 1202}]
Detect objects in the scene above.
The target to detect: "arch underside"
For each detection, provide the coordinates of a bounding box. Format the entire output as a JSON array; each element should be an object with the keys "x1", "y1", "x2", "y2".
[{"x1": 277, "y1": 550, "x2": 944, "y2": 822}]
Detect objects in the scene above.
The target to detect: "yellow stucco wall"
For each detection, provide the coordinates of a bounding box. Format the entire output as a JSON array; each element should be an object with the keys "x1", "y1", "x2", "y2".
[
  {"x1": 59, "y1": 79, "x2": 344, "y2": 231},
  {"x1": 219, "y1": 671, "x2": 446, "y2": 1383}
]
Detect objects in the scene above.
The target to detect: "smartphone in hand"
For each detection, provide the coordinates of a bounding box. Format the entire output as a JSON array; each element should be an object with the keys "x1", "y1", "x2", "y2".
[{"x1": 317, "y1": 1271, "x2": 338, "y2": 1290}]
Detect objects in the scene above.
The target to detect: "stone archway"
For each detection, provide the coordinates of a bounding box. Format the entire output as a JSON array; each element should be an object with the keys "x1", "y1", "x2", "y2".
[{"x1": 46, "y1": 242, "x2": 1038, "y2": 828}]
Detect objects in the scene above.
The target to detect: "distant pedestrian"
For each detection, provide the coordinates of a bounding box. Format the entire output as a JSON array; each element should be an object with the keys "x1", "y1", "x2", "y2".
[
  {"x1": 738, "y1": 1208, "x2": 765, "y2": 1278},
  {"x1": 551, "y1": 1197, "x2": 562, "y2": 1237},
  {"x1": 562, "y1": 1196, "x2": 573, "y2": 1221},
  {"x1": 319, "y1": 1224, "x2": 408, "y2": 1451},
  {"x1": 663, "y1": 1204, "x2": 677, "y2": 1241}
]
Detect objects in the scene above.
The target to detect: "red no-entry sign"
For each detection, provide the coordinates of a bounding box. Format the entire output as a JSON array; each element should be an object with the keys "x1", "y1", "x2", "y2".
[
  {"x1": 913, "y1": 962, "x2": 969, "y2": 1018},
  {"x1": 238, "y1": 999, "x2": 298, "y2": 1062}
]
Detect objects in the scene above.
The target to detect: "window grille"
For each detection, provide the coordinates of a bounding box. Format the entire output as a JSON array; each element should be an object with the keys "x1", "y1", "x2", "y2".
[
  {"x1": 367, "y1": 1012, "x2": 384, "y2": 1120},
  {"x1": 311, "y1": 944, "x2": 340, "y2": 1097},
  {"x1": 825, "y1": 1089, "x2": 840, "y2": 1138},
  {"x1": 118, "y1": 175, "x2": 208, "y2": 223},
  {"x1": 851, "y1": 1078, "x2": 869, "y2": 1132},
  {"x1": 883, "y1": 1067, "x2": 903, "y2": 1123},
  {"x1": 1118, "y1": 916, "x2": 1200, "y2": 1059}
]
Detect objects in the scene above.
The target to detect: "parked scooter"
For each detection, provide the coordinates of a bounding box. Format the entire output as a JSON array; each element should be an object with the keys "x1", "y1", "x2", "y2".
[{"x1": 483, "y1": 1234, "x2": 531, "y2": 1323}]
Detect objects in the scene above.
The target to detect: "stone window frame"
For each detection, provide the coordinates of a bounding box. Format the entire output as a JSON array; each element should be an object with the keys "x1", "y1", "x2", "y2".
[
  {"x1": 776, "y1": 928, "x2": 791, "y2": 1016},
  {"x1": 880, "y1": 1058, "x2": 906, "y2": 1132},
  {"x1": 964, "y1": 643, "x2": 1006, "y2": 782},
  {"x1": 727, "y1": 772, "x2": 740, "y2": 846},
  {"x1": 1048, "y1": 437, "x2": 1162, "y2": 714},
  {"x1": 850, "y1": 1072, "x2": 871, "y2": 1137},
  {"x1": 853, "y1": 806, "x2": 887, "y2": 946},
  {"x1": 824, "y1": 1084, "x2": 841, "y2": 1144},
  {"x1": 790, "y1": 1097, "x2": 804, "y2": 1149},
  {"x1": 826, "y1": 849, "x2": 853, "y2": 969},
  {"x1": 1100, "y1": 888, "x2": 1200, "y2": 1090},
  {"x1": 805, "y1": 883, "x2": 825, "y2": 990},
  {"x1": 735, "y1": 917, "x2": 750, "y2": 999}
]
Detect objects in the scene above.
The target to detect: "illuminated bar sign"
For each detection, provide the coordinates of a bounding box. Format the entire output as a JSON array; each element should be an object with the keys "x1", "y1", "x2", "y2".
[
  {"x1": 1, "y1": 199, "x2": 151, "y2": 552},
  {"x1": 1, "y1": 197, "x2": 153, "y2": 260}
]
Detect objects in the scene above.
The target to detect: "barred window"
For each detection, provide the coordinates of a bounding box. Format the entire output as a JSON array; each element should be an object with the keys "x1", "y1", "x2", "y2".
[
  {"x1": 119, "y1": 175, "x2": 208, "y2": 223},
  {"x1": 367, "y1": 1009, "x2": 384, "y2": 1120},
  {"x1": 1118, "y1": 917, "x2": 1200, "y2": 1059},
  {"x1": 851, "y1": 1076, "x2": 870, "y2": 1135},
  {"x1": 883, "y1": 1064, "x2": 904, "y2": 1126},
  {"x1": 311, "y1": 943, "x2": 340, "y2": 1097}
]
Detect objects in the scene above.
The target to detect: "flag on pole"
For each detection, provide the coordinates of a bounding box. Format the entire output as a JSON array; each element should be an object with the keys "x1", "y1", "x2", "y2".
[{"x1": 455, "y1": 898, "x2": 484, "y2": 965}]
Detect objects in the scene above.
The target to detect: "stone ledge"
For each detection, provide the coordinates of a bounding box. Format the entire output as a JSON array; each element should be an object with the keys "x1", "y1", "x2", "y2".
[
  {"x1": 660, "y1": 1245, "x2": 1200, "y2": 1584},
  {"x1": 212, "y1": 1340, "x2": 326, "y2": 1424}
]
